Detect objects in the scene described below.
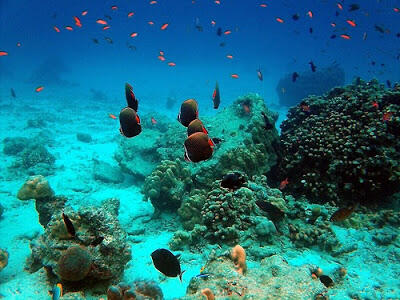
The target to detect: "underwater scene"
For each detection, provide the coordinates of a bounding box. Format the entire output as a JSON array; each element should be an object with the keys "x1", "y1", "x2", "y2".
[{"x1": 1, "y1": 0, "x2": 400, "y2": 299}]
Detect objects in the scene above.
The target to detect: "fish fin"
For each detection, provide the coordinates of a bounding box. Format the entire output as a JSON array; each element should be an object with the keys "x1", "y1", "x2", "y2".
[
  {"x1": 179, "y1": 270, "x2": 186, "y2": 282},
  {"x1": 208, "y1": 138, "x2": 215, "y2": 148},
  {"x1": 175, "y1": 253, "x2": 181, "y2": 259}
]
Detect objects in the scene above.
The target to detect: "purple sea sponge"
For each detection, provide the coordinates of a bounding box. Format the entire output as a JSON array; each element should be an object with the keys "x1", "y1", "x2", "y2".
[{"x1": 57, "y1": 246, "x2": 92, "y2": 281}]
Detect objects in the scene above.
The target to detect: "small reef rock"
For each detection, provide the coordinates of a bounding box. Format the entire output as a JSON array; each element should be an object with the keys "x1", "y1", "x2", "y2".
[
  {"x1": 180, "y1": 247, "x2": 326, "y2": 300},
  {"x1": 17, "y1": 175, "x2": 67, "y2": 226},
  {"x1": 93, "y1": 158, "x2": 125, "y2": 184},
  {"x1": 276, "y1": 63, "x2": 345, "y2": 107},
  {"x1": 107, "y1": 280, "x2": 163, "y2": 300},
  {"x1": 279, "y1": 79, "x2": 400, "y2": 205},
  {"x1": 3, "y1": 134, "x2": 56, "y2": 176},
  {"x1": 169, "y1": 175, "x2": 340, "y2": 253},
  {"x1": 27, "y1": 198, "x2": 131, "y2": 291}
]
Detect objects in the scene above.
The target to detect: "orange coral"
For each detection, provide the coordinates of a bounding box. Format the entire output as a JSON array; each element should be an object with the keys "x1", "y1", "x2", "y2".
[
  {"x1": 231, "y1": 245, "x2": 247, "y2": 275},
  {"x1": 201, "y1": 288, "x2": 215, "y2": 300}
]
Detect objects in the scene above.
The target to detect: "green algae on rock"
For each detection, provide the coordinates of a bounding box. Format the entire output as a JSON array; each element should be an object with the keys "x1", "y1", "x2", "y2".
[{"x1": 279, "y1": 79, "x2": 400, "y2": 205}]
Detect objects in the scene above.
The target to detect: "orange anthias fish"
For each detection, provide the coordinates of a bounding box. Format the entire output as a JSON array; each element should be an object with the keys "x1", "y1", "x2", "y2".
[
  {"x1": 0, "y1": 51, "x2": 8, "y2": 56},
  {"x1": 53, "y1": 26, "x2": 60, "y2": 32},
  {"x1": 81, "y1": 10, "x2": 88, "y2": 16},
  {"x1": 96, "y1": 19, "x2": 107, "y2": 25},
  {"x1": 168, "y1": 62, "x2": 176, "y2": 66},
  {"x1": 276, "y1": 17, "x2": 284, "y2": 23},
  {"x1": 346, "y1": 19, "x2": 356, "y2": 27},
  {"x1": 330, "y1": 203, "x2": 358, "y2": 222},
  {"x1": 279, "y1": 178, "x2": 289, "y2": 190},
  {"x1": 109, "y1": 113, "x2": 117, "y2": 119},
  {"x1": 340, "y1": 34, "x2": 351, "y2": 40},
  {"x1": 35, "y1": 86, "x2": 44, "y2": 92},
  {"x1": 151, "y1": 117, "x2": 157, "y2": 124},
  {"x1": 74, "y1": 16, "x2": 82, "y2": 27},
  {"x1": 130, "y1": 32, "x2": 138, "y2": 38},
  {"x1": 128, "y1": 12, "x2": 134, "y2": 17},
  {"x1": 231, "y1": 74, "x2": 239, "y2": 79},
  {"x1": 161, "y1": 23, "x2": 169, "y2": 30}
]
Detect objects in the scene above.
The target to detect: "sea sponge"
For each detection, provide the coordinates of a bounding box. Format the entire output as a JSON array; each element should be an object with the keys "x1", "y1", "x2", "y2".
[
  {"x1": 17, "y1": 175, "x2": 54, "y2": 200},
  {"x1": 107, "y1": 280, "x2": 163, "y2": 300},
  {"x1": 231, "y1": 245, "x2": 247, "y2": 275},
  {"x1": 0, "y1": 248, "x2": 9, "y2": 271},
  {"x1": 57, "y1": 246, "x2": 92, "y2": 281},
  {"x1": 201, "y1": 288, "x2": 215, "y2": 300}
]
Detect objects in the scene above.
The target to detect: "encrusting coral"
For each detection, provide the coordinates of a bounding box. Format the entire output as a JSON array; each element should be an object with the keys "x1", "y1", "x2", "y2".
[
  {"x1": 279, "y1": 79, "x2": 400, "y2": 205},
  {"x1": 17, "y1": 176, "x2": 66, "y2": 226}
]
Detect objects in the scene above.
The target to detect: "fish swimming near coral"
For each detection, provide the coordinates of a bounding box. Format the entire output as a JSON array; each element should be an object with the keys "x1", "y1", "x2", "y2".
[
  {"x1": 49, "y1": 283, "x2": 62, "y2": 300},
  {"x1": 261, "y1": 112, "x2": 273, "y2": 130},
  {"x1": 187, "y1": 119, "x2": 208, "y2": 137},
  {"x1": 212, "y1": 82, "x2": 220, "y2": 109},
  {"x1": 62, "y1": 213, "x2": 76, "y2": 237},
  {"x1": 184, "y1": 132, "x2": 214, "y2": 162},
  {"x1": 151, "y1": 248, "x2": 185, "y2": 282},
  {"x1": 119, "y1": 107, "x2": 142, "y2": 138},
  {"x1": 330, "y1": 203, "x2": 358, "y2": 222},
  {"x1": 221, "y1": 171, "x2": 246, "y2": 190},
  {"x1": 255, "y1": 200, "x2": 285, "y2": 222},
  {"x1": 319, "y1": 275, "x2": 334, "y2": 287},
  {"x1": 177, "y1": 99, "x2": 199, "y2": 127},
  {"x1": 125, "y1": 83, "x2": 139, "y2": 111}
]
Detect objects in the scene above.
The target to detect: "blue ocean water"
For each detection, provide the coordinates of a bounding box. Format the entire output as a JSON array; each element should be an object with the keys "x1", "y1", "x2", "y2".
[{"x1": 1, "y1": 0, "x2": 400, "y2": 299}]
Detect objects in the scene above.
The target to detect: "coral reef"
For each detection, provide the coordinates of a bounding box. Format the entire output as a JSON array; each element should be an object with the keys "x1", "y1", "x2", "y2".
[
  {"x1": 170, "y1": 175, "x2": 340, "y2": 253},
  {"x1": 276, "y1": 63, "x2": 345, "y2": 107},
  {"x1": 107, "y1": 280, "x2": 163, "y2": 300},
  {"x1": 137, "y1": 94, "x2": 279, "y2": 218},
  {"x1": 27, "y1": 198, "x2": 131, "y2": 290},
  {"x1": 17, "y1": 175, "x2": 66, "y2": 226},
  {"x1": 3, "y1": 136, "x2": 29, "y2": 155},
  {"x1": 279, "y1": 79, "x2": 400, "y2": 205},
  {"x1": 0, "y1": 248, "x2": 8, "y2": 272},
  {"x1": 180, "y1": 249, "x2": 326, "y2": 299},
  {"x1": 142, "y1": 159, "x2": 192, "y2": 213}
]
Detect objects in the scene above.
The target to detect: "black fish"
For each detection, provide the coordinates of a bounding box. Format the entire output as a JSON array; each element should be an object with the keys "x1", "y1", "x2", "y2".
[
  {"x1": 309, "y1": 27, "x2": 313, "y2": 34},
  {"x1": 292, "y1": 13, "x2": 300, "y2": 21},
  {"x1": 212, "y1": 81, "x2": 220, "y2": 109},
  {"x1": 195, "y1": 25, "x2": 203, "y2": 32},
  {"x1": 211, "y1": 137, "x2": 223, "y2": 145},
  {"x1": 217, "y1": 27, "x2": 222, "y2": 36},
  {"x1": 374, "y1": 25, "x2": 385, "y2": 33},
  {"x1": 92, "y1": 38, "x2": 99, "y2": 44},
  {"x1": 221, "y1": 172, "x2": 246, "y2": 190},
  {"x1": 104, "y1": 37, "x2": 113, "y2": 44},
  {"x1": 10, "y1": 88, "x2": 16, "y2": 98},
  {"x1": 348, "y1": 4, "x2": 360, "y2": 11},
  {"x1": 91, "y1": 236, "x2": 104, "y2": 246},
  {"x1": 335, "y1": 11, "x2": 340, "y2": 16},
  {"x1": 125, "y1": 83, "x2": 139, "y2": 111},
  {"x1": 105, "y1": 14, "x2": 112, "y2": 20},
  {"x1": 119, "y1": 107, "x2": 142, "y2": 138},
  {"x1": 256, "y1": 68, "x2": 263, "y2": 81},
  {"x1": 62, "y1": 213, "x2": 76, "y2": 237},
  {"x1": 319, "y1": 275, "x2": 334, "y2": 287},
  {"x1": 386, "y1": 80, "x2": 392, "y2": 88},
  {"x1": 396, "y1": 33, "x2": 400, "y2": 38},
  {"x1": 151, "y1": 249, "x2": 185, "y2": 282},
  {"x1": 292, "y1": 72, "x2": 299, "y2": 82},
  {"x1": 309, "y1": 61, "x2": 317, "y2": 72},
  {"x1": 255, "y1": 200, "x2": 285, "y2": 222},
  {"x1": 330, "y1": 34, "x2": 337, "y2": 39},
  {"x1": 261, "y1": 112, "x2": 273, "y2": 130}
]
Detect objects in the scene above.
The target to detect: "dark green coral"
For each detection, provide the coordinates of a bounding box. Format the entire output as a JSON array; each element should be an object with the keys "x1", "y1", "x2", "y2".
[{"x1": 279, "y1": 79, "x2": 400, "y2": 204}]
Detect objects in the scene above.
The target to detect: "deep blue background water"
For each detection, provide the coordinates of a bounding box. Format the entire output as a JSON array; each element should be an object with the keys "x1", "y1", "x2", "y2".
[{"x1": 1, "y1": 0, "x2": 399, "y2": 114}]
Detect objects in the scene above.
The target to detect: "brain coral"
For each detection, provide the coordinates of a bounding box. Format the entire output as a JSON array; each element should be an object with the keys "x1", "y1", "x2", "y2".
[
  {"x1": 279, "y1": 79, "x2": 400, "y2": 205},
  {"x1": 57, "y1": 246, "x2": 92, "y2": 281}
]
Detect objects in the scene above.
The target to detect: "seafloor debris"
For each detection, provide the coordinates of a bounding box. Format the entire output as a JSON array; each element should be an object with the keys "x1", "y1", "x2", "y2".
[
  {"x1": 0, "y1": 248, "x2": 9, "y2": 272},
  {"x1": 279, "y1": 79, "x2": 400, "y2": 205}
]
